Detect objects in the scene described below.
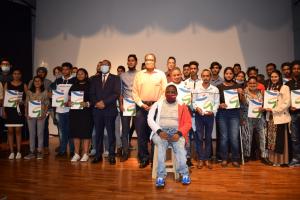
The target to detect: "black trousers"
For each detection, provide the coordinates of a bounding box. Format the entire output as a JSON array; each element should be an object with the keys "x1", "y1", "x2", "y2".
[{"x1": 93, "y1": 110, "x2": 116, "y2": 158}]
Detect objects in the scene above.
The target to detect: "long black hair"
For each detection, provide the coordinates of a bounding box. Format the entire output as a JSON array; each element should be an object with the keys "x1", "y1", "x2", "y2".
[{"x1": 29, "y1": 76, "x2": 45, "y2": 93}]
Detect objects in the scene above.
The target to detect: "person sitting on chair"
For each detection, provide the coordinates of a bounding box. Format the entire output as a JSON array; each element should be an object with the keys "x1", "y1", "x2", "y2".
[{"x1": 147, "y1": 84, "x2": 192, "y2": 188}]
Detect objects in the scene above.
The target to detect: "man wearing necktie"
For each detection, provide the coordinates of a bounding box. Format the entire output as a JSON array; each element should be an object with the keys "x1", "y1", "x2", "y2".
[{"x1": 89, "y1": 60, "x2": 121, "y2": 164}]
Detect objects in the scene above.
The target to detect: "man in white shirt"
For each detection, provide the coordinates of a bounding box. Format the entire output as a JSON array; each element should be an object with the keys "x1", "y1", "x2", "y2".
[{"x1": 193, "y1": 69, "x2": 219, "y2": 169}]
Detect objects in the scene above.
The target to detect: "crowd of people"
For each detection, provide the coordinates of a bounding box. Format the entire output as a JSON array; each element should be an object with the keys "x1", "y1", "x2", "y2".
[{"x1": 0, "y1": 55, "x2": 300, "y2": 188}]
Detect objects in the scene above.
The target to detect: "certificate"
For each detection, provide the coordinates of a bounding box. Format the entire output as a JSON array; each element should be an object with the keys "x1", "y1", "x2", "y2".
[
  {"x1": 123, "y1": 98, "x2": 136, "y2": 116},
  {"x1": 28, "y1": 100, "x2": 42, "y2": 118},
  {"x1": 248, "y1": 99, "x2": 262, "y2": 118},
  {"x1": 3, "y1": 90, "x2": 23, "y2": 108},
  {"x1": 291, "y1": 90, "x2": 300, "y2": 109},
  {"x1": 52, "y1": 84, "x2": 72, "y2": 107},
  {"x1": 177, "y1": 86, "x2": 191, "y2": 105},
  {"x1": 71, "y1": 91, "x2": 84, "y2": 110},
  {"x1": 195, "y1": 93, "x2": 213, "y2": 112},
  {"x1": 264, "y1": 90, "x2": 279, "y2": 109},
  {"x1": 224, "y1": 89, "x2": 240, "y2": 109},
  {"x1": 52, "y1": 89, "x2": 65, "y2": 107}
]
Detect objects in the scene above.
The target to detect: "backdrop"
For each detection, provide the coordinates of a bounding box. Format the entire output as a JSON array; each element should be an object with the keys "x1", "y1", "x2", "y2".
[{"x1": 34, "y1": 0, "x2": 294, "y2": 80}]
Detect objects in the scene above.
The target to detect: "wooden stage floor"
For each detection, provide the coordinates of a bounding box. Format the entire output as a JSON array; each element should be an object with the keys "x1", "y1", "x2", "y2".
[{"x1": 0, "y1": 137, "x2": 300, "y2": 200}]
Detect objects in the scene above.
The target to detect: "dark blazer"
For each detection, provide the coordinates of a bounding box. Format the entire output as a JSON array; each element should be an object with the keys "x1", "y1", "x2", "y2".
[{"x1": 89, "y1": 73, "x2": 121, "y2": 116}]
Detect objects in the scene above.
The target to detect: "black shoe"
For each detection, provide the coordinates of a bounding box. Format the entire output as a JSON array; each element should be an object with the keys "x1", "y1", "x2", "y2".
[
  {"x1": 244, "y1": 157, "x2": 251, "y2": 163},
  {"x1": 116, "y1": 148, "x2": 122, "y2": 157},
  {"x1": 109, "y1": 157, "x2": 116, "y2": 165},
  {"x1": 91, "y1": 156, "x2": 103, "y2": 164},
  {"x1": 139, "y1": 160, "x2": 149, "y2": 168},
  {"x1": 261, "y1": 158, "x2": 273, "y2": 166},
  {"x1": 186, "y1": 158, "x2": 193, "y2": 167},
  {"x1": 55, "y1": 152, "x2": 67, "y2": 157},
  {"x1": 120, "y1": 154, "x2": 128, "y2": 162}
]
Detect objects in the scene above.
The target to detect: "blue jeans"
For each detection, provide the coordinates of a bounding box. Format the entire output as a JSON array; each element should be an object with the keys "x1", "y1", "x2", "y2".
[
  {"x1": 57, "y1": 112, "x2": 74, "y2": 154},
  {"x1": 195, "y1": 114, "x2": 214, "y2": 160},
  {"x1": 152, "y1": 133, "x2": 189, "y2": 178},
  {"x1": 247, "y1": 117, "x2": 267, "y2": 158},
  {"x1": 291, "y1": 112, "x2": 300, "y2": 160},
  {"x1": 217, "y1": 109, "x2": 240, "y2": 162}
]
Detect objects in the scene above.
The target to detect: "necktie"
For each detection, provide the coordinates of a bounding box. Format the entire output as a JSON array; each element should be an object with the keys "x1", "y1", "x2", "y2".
[{"x1": 102, "y1": 74, "x2": 106, "y2": 88}]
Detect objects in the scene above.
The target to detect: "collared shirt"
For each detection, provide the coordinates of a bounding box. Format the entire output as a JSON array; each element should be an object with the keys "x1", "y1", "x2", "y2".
[
  {"x1": 132, "y1": 69, "x2": 167, "y2": 107},
  {"x1": 193, "y1": 83, "x2": 220, "y2": 115},
  {"x1": 183, "y1": 77, "x2": 202, "y2": 91},
  {"x1": 210, "y1": 75, "x2": 223, "y2": 87},
  {"x1": 120, "y1": 69, "x2": 137, "y2": 99}
]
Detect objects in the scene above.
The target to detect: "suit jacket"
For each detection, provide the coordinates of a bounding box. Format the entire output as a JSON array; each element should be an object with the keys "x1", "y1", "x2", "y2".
[{"x1": 89, "y1": 73, "x2": 121, "y2": 116}]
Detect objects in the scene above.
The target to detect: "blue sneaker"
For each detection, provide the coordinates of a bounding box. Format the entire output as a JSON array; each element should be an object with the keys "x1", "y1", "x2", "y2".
[
  {"x1": 155, "y1": 177, "x2": 165, "y2": 188},
  {"x1": 182, "y1": 175, "x2": 191, "y2": 185}
]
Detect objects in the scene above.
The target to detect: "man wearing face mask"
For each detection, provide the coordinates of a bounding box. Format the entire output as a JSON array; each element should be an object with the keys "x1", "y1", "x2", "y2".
[
  {"x1": 0, "y1": 58, "x2": 13, "y2": 85},
  {"x1": 0, "y1": 58, "x2": 12, "y2": 143},
  {"x1": 132, "y1": 53, "x2": 167, "y2": 168},
  {"x1": 89, "y1": 60, "x2": 121, "y2": 165},
  {"x1": 148, "y1": 84, "x2": 192, "y2": 187}
]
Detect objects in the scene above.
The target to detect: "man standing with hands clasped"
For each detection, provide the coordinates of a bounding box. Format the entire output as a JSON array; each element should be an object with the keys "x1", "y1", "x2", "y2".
[{"x1": 132, "y1": 53, "x2": 167, "y2": 168}]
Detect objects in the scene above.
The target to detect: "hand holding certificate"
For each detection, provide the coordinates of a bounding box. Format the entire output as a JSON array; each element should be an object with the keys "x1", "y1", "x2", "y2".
[
  {"x1": 71, "y1": 91, "x2": 84, "y2": 110},
  {"x1": 123, "y1": 98, "x2": 136, "y2": 116},
  {"x1": 248, "y1": 99, "x2": 262, "y2": 118},
  {"x1": 177, "y1": 86, "x2": 191, "y2": 105},
  {"x1": 52, "y1": 89, "x2": 65, "y2": 107},
  {"x1": 195, "y1": 94, "x2": 213, "y2": 113},
  {"x1": 224, "y1": 89, "x2": 240, "y2": 109},
  {"x1": 291, "y1": 90, "x2": 300, "y2": 109},
  {"x1": 263, "y1": 90, "x2": 279, "y2": 109},
  {"x1": 4, "y1": 90, "x2": 23, "y2": 108},
  {"x1": 28, "y1": 100, "x2": 42, "y2": 118}
]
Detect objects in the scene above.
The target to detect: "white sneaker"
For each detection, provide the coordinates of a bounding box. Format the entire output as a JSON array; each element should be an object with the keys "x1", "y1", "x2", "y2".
[
  {"x1": 103, "y1": 151, "x2": 109, "y2": 158},
  {"x1": 71, "y1": 153, "x2": 81, "y2": 162},
  {"x1": 8, "y1": 152, "x2": 15, "y2": 160},
  {"x1": 80, "y1": 154, "x2": 89, "y2": 162},
  {"x1": 15, "y1": 152, "x2": 22, "y2": 160}
]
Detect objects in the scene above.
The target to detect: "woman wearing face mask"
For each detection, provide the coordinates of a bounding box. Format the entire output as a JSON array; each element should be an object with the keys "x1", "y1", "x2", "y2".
[
  {"x1": 67, "y1": 68, "x2": 93, "y2": 162},
  {"x1": 147, "y1": 84, "x2": 192, "y2": 187},
  {"x1": 265, "y1": 70, "x2": 291, "y2": 166},
  {"x1": 3, "y1": 68, "x2": 28, "y2": 159},
  {"x1": 217, "y1": 67, "x2": 243, "y2": 167},
  {"x1": 235, "y1": 71, "x2": 246, "y2": 87},
  {"x1": 240, "y1": 77, "x2": 271, "y2": 165}
]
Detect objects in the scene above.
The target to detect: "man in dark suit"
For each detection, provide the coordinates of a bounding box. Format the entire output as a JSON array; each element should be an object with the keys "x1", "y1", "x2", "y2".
[{"x1": 89, "y1": 59, "x2": 121, "y2": 164}]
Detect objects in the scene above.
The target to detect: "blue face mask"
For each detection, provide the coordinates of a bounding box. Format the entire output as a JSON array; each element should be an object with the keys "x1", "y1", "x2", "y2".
[{"x1": 101, "y1": 65, "x2": 110, "y2": 74}]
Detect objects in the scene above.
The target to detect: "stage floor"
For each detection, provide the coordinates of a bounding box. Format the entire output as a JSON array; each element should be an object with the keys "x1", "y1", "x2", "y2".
[{"x1": 0, "y1": 137, "x2": 300, "y2": 200}]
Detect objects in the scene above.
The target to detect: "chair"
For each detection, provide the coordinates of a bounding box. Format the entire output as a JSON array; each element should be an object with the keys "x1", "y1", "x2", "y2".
[{"x1": 152, "y1": 145, "x2": 179, "y2": 180}]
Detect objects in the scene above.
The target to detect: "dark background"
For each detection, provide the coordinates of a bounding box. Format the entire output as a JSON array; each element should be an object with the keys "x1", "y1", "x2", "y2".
[{"x1": 0, "y1": 0, "x2": 33, "y2": 83}]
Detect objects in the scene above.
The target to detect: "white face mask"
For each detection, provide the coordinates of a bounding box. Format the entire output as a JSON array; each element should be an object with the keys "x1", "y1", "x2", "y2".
[
  {"x1": 236, "y1": 80, "x2": 244, "y2": 84},
  {"x1": 101, "y1": 65, "x2": 110, "y2": 74},
  {"x1": 1, "y1": 66, "x2": 10, "y2": 73}
]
